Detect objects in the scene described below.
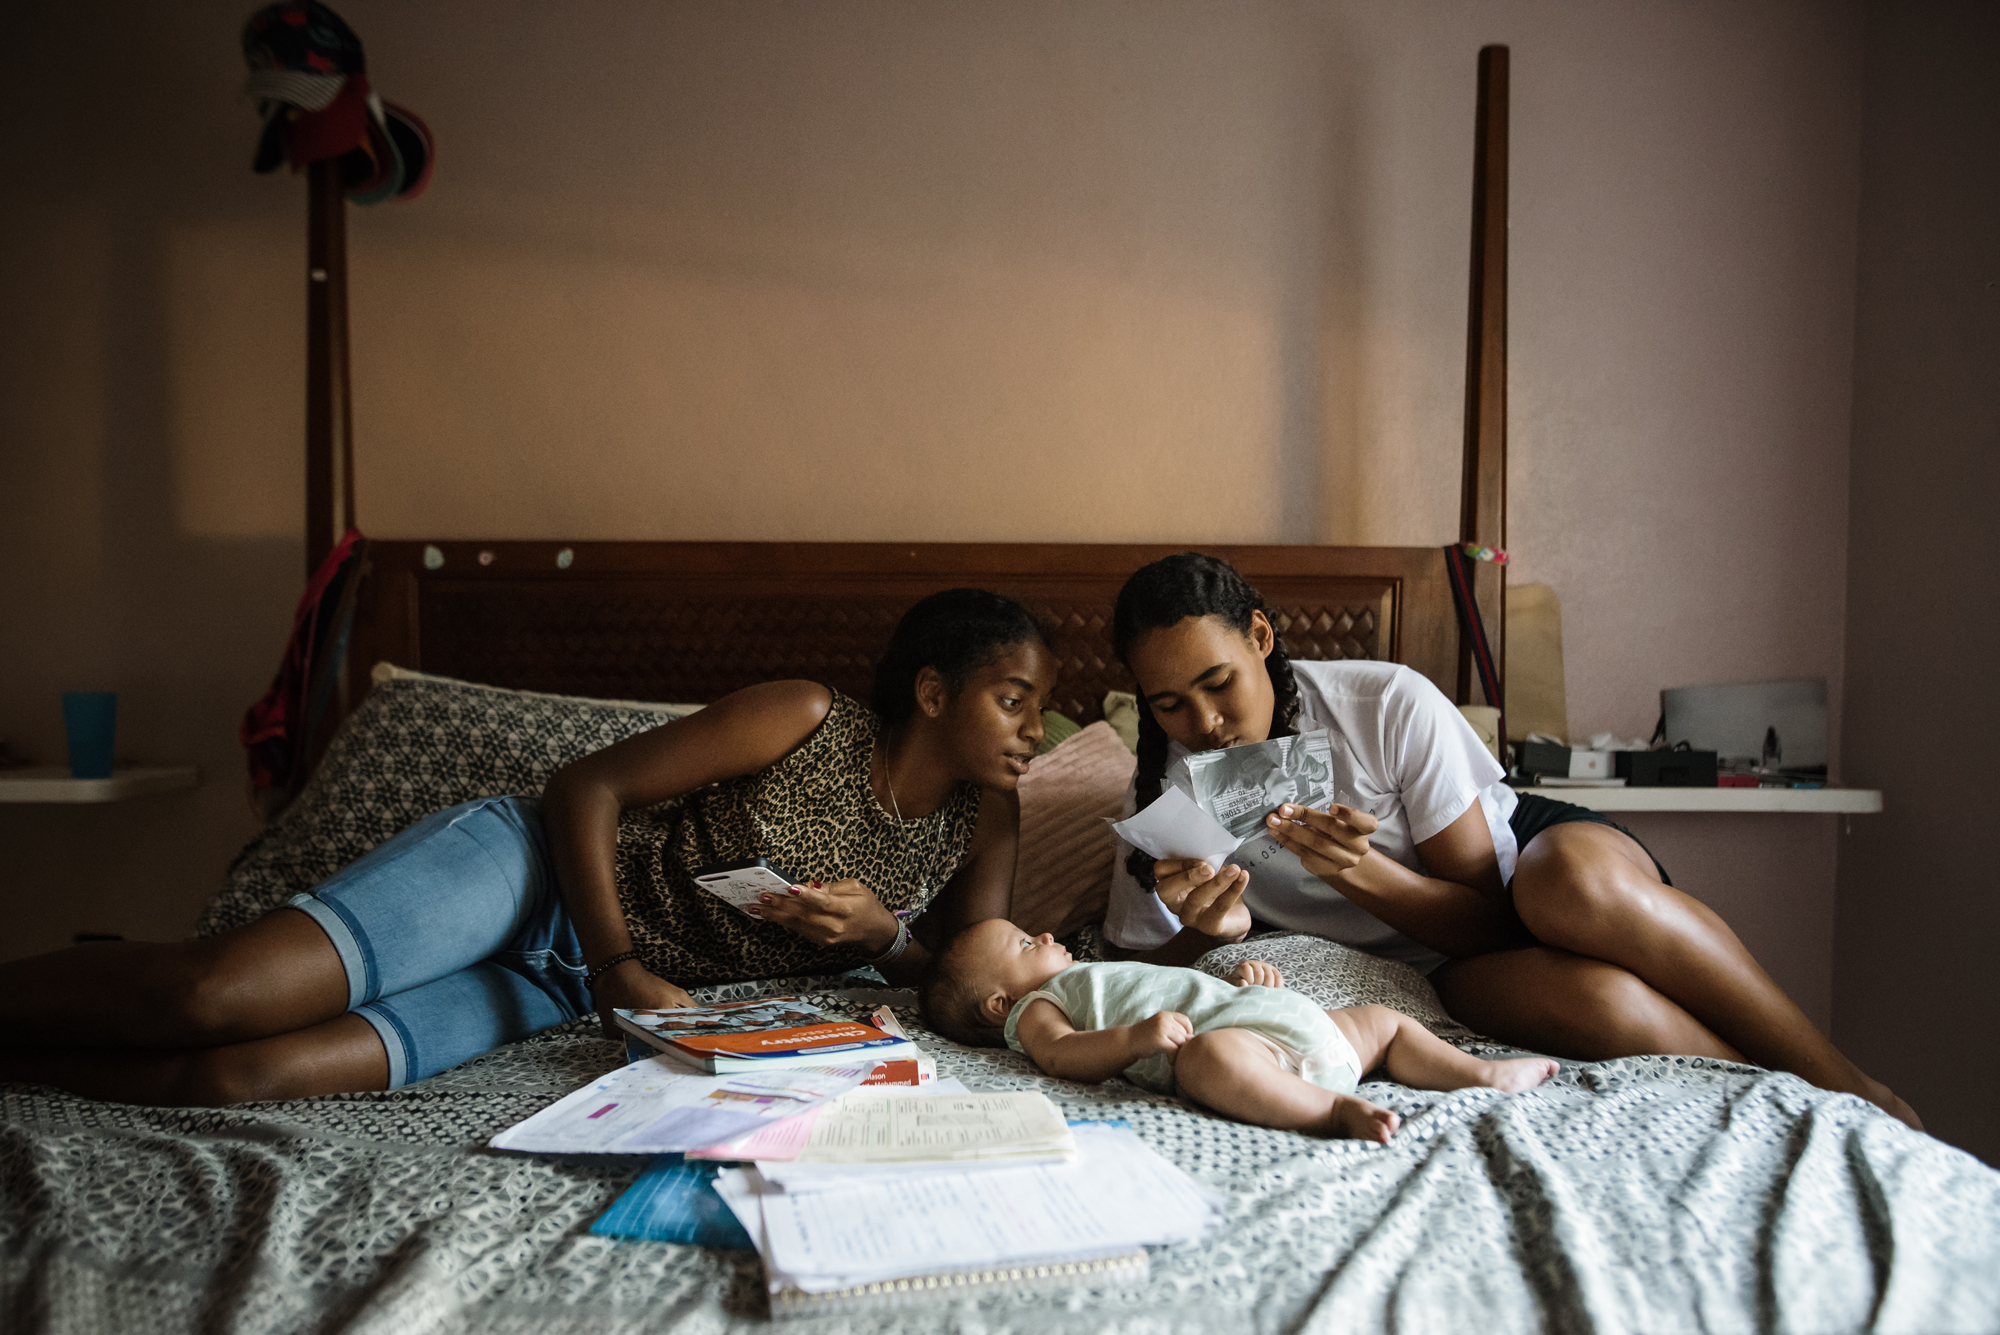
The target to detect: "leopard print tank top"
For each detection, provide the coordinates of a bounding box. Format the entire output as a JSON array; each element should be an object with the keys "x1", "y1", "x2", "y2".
[{"x1": 612, "y1": 691, "x2": 982, "y2": 985}]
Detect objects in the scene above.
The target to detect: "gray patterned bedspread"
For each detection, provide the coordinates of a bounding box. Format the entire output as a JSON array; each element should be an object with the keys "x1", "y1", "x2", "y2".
[{"x1": 5, "y1": 933, "x2": 1998, "y2": 1335}]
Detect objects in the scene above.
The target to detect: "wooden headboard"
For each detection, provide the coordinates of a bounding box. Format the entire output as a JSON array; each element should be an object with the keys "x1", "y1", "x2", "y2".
[
  {"x1": 307, "y1": 48, "x2": 1511, "y2": 761},
  {"x1": 342, "y1": 541, "x2": 1455, "y2": 723}
]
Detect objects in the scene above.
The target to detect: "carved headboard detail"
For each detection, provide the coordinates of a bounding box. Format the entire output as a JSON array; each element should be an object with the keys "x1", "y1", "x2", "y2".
[{"x1": 343, "y1": 541, "x2": 1455, "y2": 725}]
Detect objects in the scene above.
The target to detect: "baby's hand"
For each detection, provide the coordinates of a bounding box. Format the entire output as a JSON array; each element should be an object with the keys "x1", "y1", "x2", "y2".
[
  {"x1": 1128, "y1": 1011, "x2": 1194, "y2": 1060},
  {"x1": 1229, "y1": 959, "x2": 1284, "y2": 988}
]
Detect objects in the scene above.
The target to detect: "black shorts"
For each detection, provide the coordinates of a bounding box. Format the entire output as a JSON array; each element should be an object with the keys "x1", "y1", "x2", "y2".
[{"x1": 1507, "y1": 791, "x2": 1672, "y2": 886}]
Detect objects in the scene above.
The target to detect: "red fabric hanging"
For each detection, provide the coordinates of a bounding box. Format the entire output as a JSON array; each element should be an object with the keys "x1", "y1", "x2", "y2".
[{"x1": 241, "y1": 527, "x2": 363, "y2": 795}]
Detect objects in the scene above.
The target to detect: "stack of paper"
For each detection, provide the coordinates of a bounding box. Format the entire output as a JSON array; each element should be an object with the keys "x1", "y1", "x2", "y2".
[
  {"x1": 801, "y1": 1088, "x2": 1074, "y2": 1163},
  {"x1": 686, "y1": 1075, "x2": 971, "y2": 1164},
  {"x1": 744, "y1": 1087, "x2": 1070, "y2": 1189},
  {"x1": 487, "y1": 1056, "x2": 872, "y2": 1154},
  {"x1": 715, "y1": 1123, "x2": 1223, "y2": 1301}
]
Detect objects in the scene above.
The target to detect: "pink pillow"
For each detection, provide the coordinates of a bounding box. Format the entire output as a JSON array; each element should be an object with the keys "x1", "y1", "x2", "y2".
[{"x1": 1012, "y1": 722, "x2": 1137, "y2": 940}]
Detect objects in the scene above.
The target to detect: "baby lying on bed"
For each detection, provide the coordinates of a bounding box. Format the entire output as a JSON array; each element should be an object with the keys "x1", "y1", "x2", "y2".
[{"x1": 920, "y1": 920, "x2": 1558, "y2": 1142}]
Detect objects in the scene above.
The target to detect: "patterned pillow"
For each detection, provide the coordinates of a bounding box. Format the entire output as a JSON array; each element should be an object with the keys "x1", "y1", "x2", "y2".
[
  {"x1": 1011, "y1": 722, "x2": 1136, "y2": 940},
  {"x1": 197, "y1": 667, "x2": 700, "y2": 936},
  {"x1": 1197, "y1": 932, "x2": 1473, "y2": 1039}
]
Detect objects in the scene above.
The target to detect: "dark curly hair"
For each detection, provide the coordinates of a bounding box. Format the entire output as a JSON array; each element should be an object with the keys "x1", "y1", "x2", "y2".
[
  {"x1": 1111, "y1": 553, "x2": 1302, "y2": 886},
  {"x1": 871, "y1": 588, "x2": 1050, "y2": 725},
  {"x1": 916, "y1": 926, "x2": 1010, "y2": 1048}
]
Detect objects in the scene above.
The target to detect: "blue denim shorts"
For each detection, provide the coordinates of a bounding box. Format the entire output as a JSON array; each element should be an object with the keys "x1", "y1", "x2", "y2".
[{"x1": 287, "y1": 796, "x2": 590, "y2": 1089}]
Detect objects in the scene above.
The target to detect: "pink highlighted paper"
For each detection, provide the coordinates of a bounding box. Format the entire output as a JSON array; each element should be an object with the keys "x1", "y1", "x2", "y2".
[{"x1": 688, "y1": 1107, "x2": 823, "y2": 1162}]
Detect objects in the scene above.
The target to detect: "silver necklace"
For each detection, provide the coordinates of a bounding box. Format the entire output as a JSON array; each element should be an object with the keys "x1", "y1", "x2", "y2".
[{"x1": 879, "y1": 743, "x2": 942, "y2": 898}]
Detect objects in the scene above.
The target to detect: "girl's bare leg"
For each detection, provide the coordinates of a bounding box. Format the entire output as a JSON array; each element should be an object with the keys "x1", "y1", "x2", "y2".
[
  {"x1": 1437, "y1": 822, "x2": 1920, "y2": 1129},
  {"x1": 0, "y1": 909, "x2": 387, "y2": 1105},
  {"x1": 1172, "y1": 1028, "x2": 1401, "y2": 1143},
  {"x1": 0, "y1": 1013, "x2": 390, "y2": 1105},
  {"x1": 1327, "y1": 1004, "x2": 1558, "y2": 1093},
  {"x1": 0, "y1": 909, "x2": 351, "y2": 1049}
]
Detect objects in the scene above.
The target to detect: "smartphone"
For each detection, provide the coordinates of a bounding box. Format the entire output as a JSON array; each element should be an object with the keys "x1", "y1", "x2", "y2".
[{"x1": 693, "y1": 856, "x2": 806, "y2": 917}]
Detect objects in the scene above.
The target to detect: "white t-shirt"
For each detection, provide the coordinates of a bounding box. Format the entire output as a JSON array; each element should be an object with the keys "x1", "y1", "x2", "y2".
[{"x1": 1102, "y1": 660, "x2": 1519, "y2": 974}]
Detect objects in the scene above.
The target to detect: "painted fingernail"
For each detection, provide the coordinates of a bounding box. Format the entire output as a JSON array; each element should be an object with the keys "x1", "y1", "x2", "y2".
[
  {"x1": 760, "y1": 894, "x2": 774, "y2": 904},
  {"x1": 811, "y1": 880, "x2": 823, "y2": 889},
  {"x1": 788, "y1": 887, "x2": 802, "y2": 896},
  {"x1": 747, "y1": 908, "x2": 762, "y2": 917}
]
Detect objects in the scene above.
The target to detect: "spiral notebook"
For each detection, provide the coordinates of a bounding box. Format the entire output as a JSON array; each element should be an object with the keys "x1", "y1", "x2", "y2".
[
  {"x1": 766, "y1": 1251, "x2": 1150, "y2": 1318},
  {"x1": 714, "y1": 1122, "x2": 1221, "y2": 1317}
]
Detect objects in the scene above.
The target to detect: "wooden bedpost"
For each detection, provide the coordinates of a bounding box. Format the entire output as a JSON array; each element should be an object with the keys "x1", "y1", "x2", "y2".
[
  {"x1": 306, "y1": 156, "x2": 356, "y2": 579},
  {"x1": 1457, "y1": 44, "x2": 1508, "y2": 710}
]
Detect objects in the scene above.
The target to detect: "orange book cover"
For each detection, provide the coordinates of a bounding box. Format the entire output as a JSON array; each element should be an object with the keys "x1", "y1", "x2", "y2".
[
  {"x1": 615, "y1": 997, "x2": 913, "y2": 1068},
  {"x1": 668, "y1": 1021, "x2": 891, "y2": 1058}
]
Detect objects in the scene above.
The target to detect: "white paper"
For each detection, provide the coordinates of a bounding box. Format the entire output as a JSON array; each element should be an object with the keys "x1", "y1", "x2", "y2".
[
  {"x1": 486, "y1": 1056, "x2": 871, "y2": 1154},
  {"x1": 1108, "y1": 786, "x2": 1242, "y2": 868},
  {"x1": 787, "y1": 1088, "x2": 1075, "y2": 1165},
  {"x1": 720, "y1": 1125, "x2": 1223, "y2": 1294}
]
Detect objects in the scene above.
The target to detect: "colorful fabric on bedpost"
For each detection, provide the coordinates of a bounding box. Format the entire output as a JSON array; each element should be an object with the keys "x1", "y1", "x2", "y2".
[
  {"x1": 240, "y1": 526, "x2": 365, "y2": 801},
  {"x1": 1443, "y1": 542, "x2": 1504, "y2": 733}
]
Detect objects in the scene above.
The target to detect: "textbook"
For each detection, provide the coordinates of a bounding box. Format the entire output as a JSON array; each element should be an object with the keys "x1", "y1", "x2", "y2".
[{"x1": 615, "y1": 997, "x2": 917, "y2": 1074}]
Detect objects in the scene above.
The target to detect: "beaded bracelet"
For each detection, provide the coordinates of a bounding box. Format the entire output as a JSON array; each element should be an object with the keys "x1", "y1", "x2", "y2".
[{"x1": 584, "y1": 948, "x2": 643, "y2": 992}]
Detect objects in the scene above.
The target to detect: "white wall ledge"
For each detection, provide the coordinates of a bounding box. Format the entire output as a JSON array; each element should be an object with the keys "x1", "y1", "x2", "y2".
[
  {"x1": 0, "y1": 767, "x2": 200, "y2": 803},
  {"x1": 1523, "y1": 786, "x2": 1881, "y2": 814}
]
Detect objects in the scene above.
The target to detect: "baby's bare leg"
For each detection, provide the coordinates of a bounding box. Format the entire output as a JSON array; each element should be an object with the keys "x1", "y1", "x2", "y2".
[
  {"x1": 1329, "y1": 1005, "x2": 1558, "y2": 1094},
  {"x1": 1172, "y1": 1028, "x2": 1401, "y2": 1143}
]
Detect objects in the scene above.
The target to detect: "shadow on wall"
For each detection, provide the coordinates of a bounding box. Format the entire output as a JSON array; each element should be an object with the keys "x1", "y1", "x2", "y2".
[{"x1": 0, "y1": 197, "x2": 298, "y2": 957}]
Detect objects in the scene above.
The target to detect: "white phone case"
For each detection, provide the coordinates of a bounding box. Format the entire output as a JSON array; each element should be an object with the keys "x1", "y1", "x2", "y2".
[{"x1": 694, "y1": 864, "x2": 797, "y2": 916}]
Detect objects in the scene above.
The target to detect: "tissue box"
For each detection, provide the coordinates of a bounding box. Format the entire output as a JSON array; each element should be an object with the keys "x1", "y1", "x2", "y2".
[{"x1": 1615, "y1": 749, "x2": 1718, "y2": 787}]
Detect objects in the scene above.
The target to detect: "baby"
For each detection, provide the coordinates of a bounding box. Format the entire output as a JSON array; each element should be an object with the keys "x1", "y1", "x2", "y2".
[{"x1": 920, "y1": 919, "x2": 1558, "y2": 1142}]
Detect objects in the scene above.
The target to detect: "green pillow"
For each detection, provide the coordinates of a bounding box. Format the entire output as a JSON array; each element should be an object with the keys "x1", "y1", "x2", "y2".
[
  {"x1": 1037, "y1": 709, "x2": 1081, "y2": 754},
  {"x1": 1101, "y1": 691, "x2": 1141, "y2": 754}
]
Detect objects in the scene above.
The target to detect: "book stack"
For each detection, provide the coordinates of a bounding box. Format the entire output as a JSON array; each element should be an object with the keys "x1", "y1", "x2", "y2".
[
  {"x1": 616, "y1": 997, "x2": 917, "y2": 1073},
  {"x1": 494, "y1": 996, "x2": 1225, "y2": 1315}
]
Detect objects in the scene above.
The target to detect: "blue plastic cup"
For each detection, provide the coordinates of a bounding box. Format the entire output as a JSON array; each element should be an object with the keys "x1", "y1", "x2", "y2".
[{"x1": 62, "y1": 692, "x2": 117, "y2": 779}]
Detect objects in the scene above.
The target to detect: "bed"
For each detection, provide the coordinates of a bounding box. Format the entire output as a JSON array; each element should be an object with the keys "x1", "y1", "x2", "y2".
[{"x1": 8, "y1": 46, "x2": 2000, "y2": 1335}]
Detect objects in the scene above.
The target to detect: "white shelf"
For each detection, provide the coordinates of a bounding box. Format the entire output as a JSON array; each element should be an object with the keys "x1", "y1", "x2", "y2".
[
  {"x1": 1524, "y1": 785, "x2": 1881, "y2": 814},
  {"x1": 0, "y1": 766, "x2": 200, "y2": 803}
]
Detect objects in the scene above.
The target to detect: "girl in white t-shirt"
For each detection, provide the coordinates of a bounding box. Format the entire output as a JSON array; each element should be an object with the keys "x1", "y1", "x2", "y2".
[{"x1": 1105, "y1": 553, "x2": 1919, "y2": 1130}]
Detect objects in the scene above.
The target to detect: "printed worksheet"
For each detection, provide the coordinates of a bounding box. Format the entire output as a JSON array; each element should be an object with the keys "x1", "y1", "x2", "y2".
[
  {"x1": 488, "y1": 1057, "x2": 870, "y2": 1154},
  {"x1": 790, "y1": 1089, "x2": 1074, "y2": 1164}
]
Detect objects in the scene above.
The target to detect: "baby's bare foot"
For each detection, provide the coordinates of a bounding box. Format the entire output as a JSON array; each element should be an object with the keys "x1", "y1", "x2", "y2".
[
  {"x1": 1478, "y1": 1057, "x2": 1560, "y2": 1093},
  {"x1": 1325, "y1": 1093, "x2": 1400, "y2": 1143}
]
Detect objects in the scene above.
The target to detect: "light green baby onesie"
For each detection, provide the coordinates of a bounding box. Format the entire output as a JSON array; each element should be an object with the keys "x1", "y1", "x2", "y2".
[{"x1": 1002, "y1": 960, "x2": 1358, "y2": 1095}]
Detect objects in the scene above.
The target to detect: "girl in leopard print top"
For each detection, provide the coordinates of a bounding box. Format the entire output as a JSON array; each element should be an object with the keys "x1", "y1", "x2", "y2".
[{"x1": 0, "y1": 590, "x2": 1057, "y2": 1104}]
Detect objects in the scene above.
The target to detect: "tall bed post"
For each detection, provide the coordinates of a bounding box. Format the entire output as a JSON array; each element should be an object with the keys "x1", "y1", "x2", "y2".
[
  {"x1": 306, "y1": 156, "x2": 356, "y2": 579},
  {"x1": 1457, "y1": 44, "x2": 1508, "y2": 710}
]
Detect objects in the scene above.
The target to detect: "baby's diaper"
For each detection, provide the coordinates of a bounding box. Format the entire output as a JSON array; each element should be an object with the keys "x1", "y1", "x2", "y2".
[{"x1": 1238, "y1": 1024, "x2": 1363, "y2": 1095}]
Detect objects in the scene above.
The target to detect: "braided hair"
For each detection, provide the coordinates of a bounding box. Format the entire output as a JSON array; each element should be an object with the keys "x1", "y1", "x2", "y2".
[
  {"x1": 1111, "y1": 553, "x2": 1302, "y2": 886},
  {"x1": 871, "y1": 588, "x2": 1050, "y2": 725}
]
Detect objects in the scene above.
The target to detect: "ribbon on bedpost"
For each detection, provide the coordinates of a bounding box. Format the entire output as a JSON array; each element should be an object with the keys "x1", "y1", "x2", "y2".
[{"x1": 1443, "y1": 543, "x2": 1505, "y2": 739}]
